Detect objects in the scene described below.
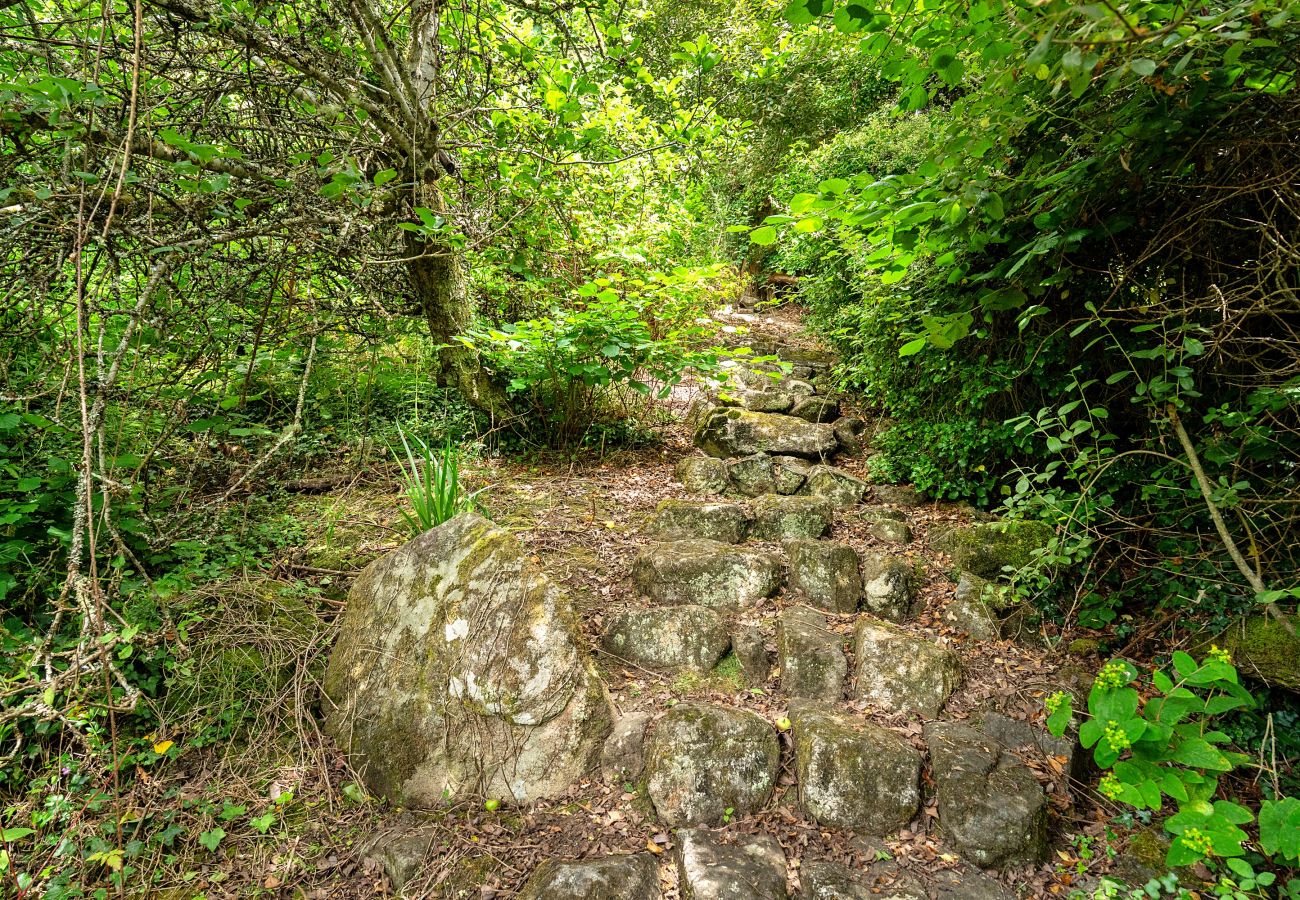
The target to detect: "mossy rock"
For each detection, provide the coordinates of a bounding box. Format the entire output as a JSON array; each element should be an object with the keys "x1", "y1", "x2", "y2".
[
  {"x1": 932, "y1": 520, "x2": 1055, "y2": 578},
  {"x1": 1218, "y1": 615, "x2": 1300, "y2": 692}
]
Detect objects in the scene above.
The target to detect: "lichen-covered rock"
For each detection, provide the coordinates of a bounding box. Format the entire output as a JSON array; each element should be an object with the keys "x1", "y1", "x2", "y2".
[
  {"x1": 772, "y1": 456, "x2": 810, "y2": 495},
  {"x1": 323, "y1": 514, "x2": 612, "y2": 806},
  {"x1": 603, "y1": 606, "x2": 730, "y2": 673},
  {"x1": 725, "y1": 453, "x2": 777, "y2": 497},
  {"x1": 860, "y1": 508, "x2": 912, "y2": 545},
  {"x1": 695, "y1": 407, "x2": 838, "y2": 460},
  {"x1": 942, "y1": 577, "x2": 1001, "y2": 640},
  {"x1": 362, "y1": 826, "x2": 439, "y2": 893},
  {"x1": 931, "y1": 868, "x2": 1017, "y2": 900},
  {"x1": 601, "y1": 712, "x2": 651, "y2": 783},
  {"x1": 676, "y1": 456, "x2": 729, "y2": 495},
  {"x1": 924, "y1": 722, "x2": 1048, "y2": 868},
  {"x1": 1217, "y1": 615, "x2": 1300, "y2": 692},
  {"x1": 644, "y1": 702, "x2": 779, "y2": 827},
  {"x1": 799, "y1": 856, "x2": 925, "y2": 900},
  {"x1": 790, "y1": 396, "x2": 840, "y2": 424},
  {"x1": 779, "y1": 607, "x2": 847, "y2": 701},
  {"x1": 859, "y1": 553, "x2": 916, "y2": 622},
  {"x1": 519, "y1": 853, "x2": 660, "y2": 900},
  {"x1": 633, "y1": 540, "x2": 782, "y2": 610},
  {"x1": 786, "y1": 540, "x2": 862, "y2": 614},
  {"x1": 852, "y1": 620, "x2": 960, "y2": 717},
  {"x1": 871, "y1": 485, "x2": 922, "y2": 508},
  {"x1": 729, "y1": 390, "x2": 796, "y2": 414},
  {"x1": 732, "y1": 623, "x2": 772, "y2": 684},
  {"x1": 798, "y1": 465, "x2": 867, "y2": 509},
  {"x1": 648, "y1": 500, "x2": 749, "y2": 544},
  {"x1": 750, "y1": 494, "x2": 834, "y2": 541},
  {"x1": 831, "y1": 417, "x2": 869, "y2": 456},
  {"x1": 932, "y1": 520, "x2": 1055, "y2": 578},
  {"x1": 676, "y1": 829, "x2": 787, "y2": 900},
  {"x1": 790, "y1": 702, "x2": 921, "y2": 833}
]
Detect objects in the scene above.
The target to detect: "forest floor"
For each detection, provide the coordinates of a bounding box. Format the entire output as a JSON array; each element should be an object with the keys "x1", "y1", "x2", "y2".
[{"x1": 134, "y1": 303, "x2": 1128, "y2": 899}]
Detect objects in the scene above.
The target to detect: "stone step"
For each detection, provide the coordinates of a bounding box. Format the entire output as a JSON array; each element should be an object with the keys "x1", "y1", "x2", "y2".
[
  {"x1": 632, "y1": 539, "x2": 783, "y2": 610},
  {"x1": 694, "y1": 407, "x2": 839, "y2": 460}
]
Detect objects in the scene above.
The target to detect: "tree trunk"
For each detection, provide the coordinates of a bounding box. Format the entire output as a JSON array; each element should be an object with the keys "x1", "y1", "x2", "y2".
[{"x1": 405, "y1": 237, "x2": 513, "y2": 421}]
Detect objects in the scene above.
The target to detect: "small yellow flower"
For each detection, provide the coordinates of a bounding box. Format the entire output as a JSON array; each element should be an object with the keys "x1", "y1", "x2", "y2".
[
  {"x1": 1180, "y1": 827, "x2": 1215, "y2": 856},
  {"x1": 1207, "y1": 644, "x2": 1231, "y2": 665},
  {"x1": 1096, "y1": 661, "x2": 1130, "y2": 690},
  {"x1": 1103, "y1": 720, "x2": 1132, "y2": 753},
  {"x1": 1099, "y1": 772, "x2": 1124, "y2": 801}
]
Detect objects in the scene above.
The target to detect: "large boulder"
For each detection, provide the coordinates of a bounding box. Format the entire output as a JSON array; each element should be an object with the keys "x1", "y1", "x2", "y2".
[
  {"x1": 632, "y1": 540, "x2": 782, "y2": 610},
  {"x1": 790, "y1": 396, "x2": 839, "y2": 424},
  {"x1": 778, "y1": 607, "x2": 848, "y2": 701},
  {"x1": 859, "y1": 552, "x2": 916, "y2": 622},
  {"x1": 1217, "y1": 615, "x2": 1300, "y2": 692},
  {"x1": 790, "y1": 702, "x2": 921, "y2": 833},
  {"x1": 323, "y1": 514, "x2": 612, "y2": 806},
  {"x1": 519, "y1": 853, "x2": 660, "y2": 900},
  {"x1": 676, "y1": 456, "x2": 729, "y2": 495},
  {"x1": 932, "y1": 520, "x2": 1055, "y2": 578},
  {"x1": 797, "y1": 465, "x2": 867, "y2": 509},
  {"x1": 602, "y1": 606, "x2": 730, "y2": 673},
  {"x1": 750, "y1": 494, "x2": 834, "y2": 541},
  {"x1": 676, "y1": 829, "x2": 787, "y2": 900},
  {"x1": 786, "y1": 540, "x2": 862, "y2": 613},
  {"x1": 695, "y1": 407, "x2": 838, "y2": 460},
  {"x1": 924, "y1": 722, "x2": 1048, "y2": 868},
  {"x1": 647, "y1": 500, "x2": 749, "y2": 544},
  {"x1": 852, "y1": 620, "x2": 960, "y2": 717},
  {"x1": 644, "y1": 702, "x2": 779, "y2": 827}
]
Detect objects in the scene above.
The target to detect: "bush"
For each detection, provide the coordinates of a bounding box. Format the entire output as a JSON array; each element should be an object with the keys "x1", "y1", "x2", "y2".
[{"x1": 458, "y1": 270, "x2": 726, "y2": 447}]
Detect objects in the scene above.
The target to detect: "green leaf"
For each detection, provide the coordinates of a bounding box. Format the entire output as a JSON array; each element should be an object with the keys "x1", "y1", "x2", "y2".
[
  {"x1": 1129, "y1": 58, "x2": 1157, "y2": 77},
  {"x1": 1171, "y1": 738, "x2": 1232, "y2": 772},
  {"x1": 1259, "y1": 797, "x2": 1300, "y2": 862},
  {"x1": 750, "y1": 226, "x2": 778, "y2": 246},
  {"x1": 898, "y1": 338, "x2": 927, "y2": 357},
  {"x1": 198, "y1": 827, "x2": 226, "y2": 852}
]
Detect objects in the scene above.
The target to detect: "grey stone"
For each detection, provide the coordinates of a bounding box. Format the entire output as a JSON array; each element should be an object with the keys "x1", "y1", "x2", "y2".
[
  {"x1": 924, "y1": 721, "x2": 1049, "y2": 869},
  {"x1": 871, "y1": 485, "x2": 922, "y2": 508},
  {"x1": 830, "y1": 417, "x2": 869, "y2": 456},
  {"x1": 869, "y1": 517, "x2": 912, "y2": 544},
  {"x1": 695, "y1": 408, "x2": 838, "y2": 460},
  {"x1": 799, "y1": 857, "x2": 925, "y2": 900},
  {"x1": 784, "y1": 379, "x2": 816, "y2": 396},
  {"x1": 790, "y1": 396, "x2": 840, "y2": 424},
  {"x1": 644, "y1": 702, "x2": 780, "y2": 827},
  {"x1": 798, "y1": 465, "x2": 867, "y2": 509},
  {"x1": 772, "y1": 456, "x2": 810, "y2": 495},
  {"x1": 726, "y1": 453, "x2": 777, "y2": 497},
  {"x1": 323, "y1": 514, "x2": 612, "y2": 806},
  {"x1": 859, "y1": 506, "x2": 906, "y2": 523},
  {"x1": 603, "y1": 606, "x2": 730, "y2": 673},
  {"x1": 732, "y1": 391, "x2": 796, "y2": 414},
  {"x1": 778, "y1": 607, "x2": 847, "y2": 701},
  {"x1": 790, "y1": 703, "x2": 921, "y2": 833},
  {"x1": 648, "y1": 500, "x2": 749, "y2": 544},
  {"x1": 519, "y1": 853, "x2": 660, "y2": 900},
  {"x1": 932, "y1": 520, "x2": 1055, "y2": 578},
  {"x1": 633, "y1": 540, "x2": 782, "y2": 611},
  {"x1": 943, "y1": 578, "x2": 1001, "y2": 640},
  {"x1": 732, "y1": 624, "x2": 772, "y2": 684},
  {"x1": 676, "y1": 829, "x2": 787, "y2": 900},
  {"x1": 362, "y1": 827, "x2": 438, "y2": 892},
  {"x1": 858, "y1": 552, "x2": 916, "y2": 623},
  {"x1": 601, "y1": 712, "x2": 651, "y2": 784},
  {"x1": 786, "y1": 540, "x2": 862, "y2": 614},
  {"x1": 685, "y1": 399, "x2": 718, "y2": 435},
  {"x1": 750, "y1": 494, "x2": 834, "y2": 541},
  {"x1": 981, "y1": 710, "x2": 1087, "y2": 784},
  {"x1": 676, "y1": 456, "x2": 729, "y2": 495},
  {"x1": 851, "y1": 620, "x2": 960, "y2": 717},
  {"x1": 931, "y1": 868, "x2": 1016, "y2": 900}
]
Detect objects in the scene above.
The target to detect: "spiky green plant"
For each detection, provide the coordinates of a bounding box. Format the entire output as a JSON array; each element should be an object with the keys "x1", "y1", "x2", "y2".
[{"x1": 393, "y1": 427, "x2": 480, "y2": 535}]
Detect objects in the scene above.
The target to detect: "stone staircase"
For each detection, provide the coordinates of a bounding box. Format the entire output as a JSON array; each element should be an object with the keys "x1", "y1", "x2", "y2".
[{"x1": 513, "y1": 335, "x2": 1078, "y2": 899}]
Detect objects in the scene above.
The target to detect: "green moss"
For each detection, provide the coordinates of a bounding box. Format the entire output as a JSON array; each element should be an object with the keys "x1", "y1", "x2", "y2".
[
  {"x1": 671, "y1": 653, "x2": 746, "y2": 694},
  {"x1": 1221, "y1": 615, "x2": 1300, "y2": 690}
]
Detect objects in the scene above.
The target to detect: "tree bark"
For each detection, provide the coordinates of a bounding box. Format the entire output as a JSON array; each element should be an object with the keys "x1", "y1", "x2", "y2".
[{"x1": 405, "y1": 236, "x2": 513, "y2": 421}]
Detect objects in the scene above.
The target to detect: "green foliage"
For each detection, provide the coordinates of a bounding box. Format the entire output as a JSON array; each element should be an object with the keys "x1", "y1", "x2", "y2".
[
  {"x1": 459, "y1": 270, "x2": 726, "y2": 447},
  {"x1": 1048, "y1": 653, "x2": 1298, "y2": 875},
  {"x1": 393, "y1": 429, "x2": 481, "y2": 535}
]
